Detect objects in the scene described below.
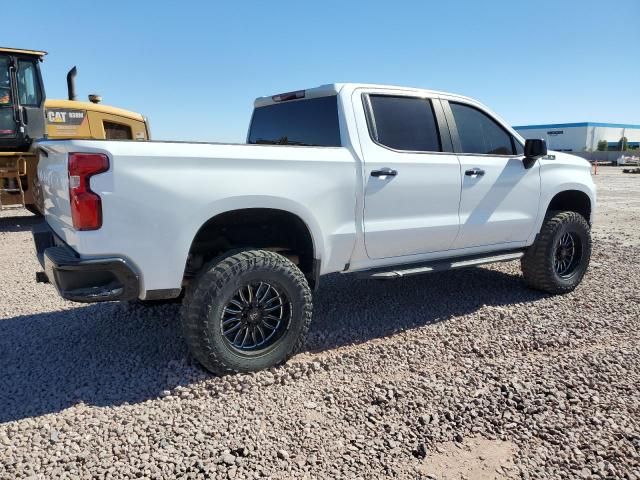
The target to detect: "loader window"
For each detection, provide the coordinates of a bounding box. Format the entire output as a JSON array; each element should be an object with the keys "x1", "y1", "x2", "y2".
[
  {"x1": 17, "y1": 60, "x2": 42, "y2": 106},
  {"x1": 248, "y1": 95, "x2": 341, "y2": 147},
  {"x1": 0, "y1": 56, "x2": 15, "y2": 137},
  {"x1": 104, "y1": 121, "x2": 133, "y2": 140},
  {"x1": 0, "y1": 57, "x2": 10, "y2": 105}
]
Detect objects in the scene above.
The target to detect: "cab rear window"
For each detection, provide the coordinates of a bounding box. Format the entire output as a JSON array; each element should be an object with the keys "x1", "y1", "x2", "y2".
[{"x1": 248, "y1": 96, "x2": 341, "y2": 147}]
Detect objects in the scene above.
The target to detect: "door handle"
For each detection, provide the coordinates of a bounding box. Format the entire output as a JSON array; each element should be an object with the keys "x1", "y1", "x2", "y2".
[
  {"x1": 465, "y1": 168, "x2": 485, "y2": 176},
  {"x1": 371, "y1": 168, "x2": 398, "y2": 177}
]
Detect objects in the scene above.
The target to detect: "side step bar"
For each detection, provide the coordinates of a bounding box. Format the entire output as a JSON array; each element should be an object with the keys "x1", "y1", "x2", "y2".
[{"x1": 355, "y1": 250, "x2": 525, "y2": 280}]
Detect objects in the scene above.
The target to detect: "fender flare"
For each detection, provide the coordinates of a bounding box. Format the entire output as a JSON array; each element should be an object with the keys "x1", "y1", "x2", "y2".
[
  {"x1": 528, "y1": 183, "x2": 595, "y2": 244},
  {"x1": 179, "y1": 195, "x2": 326, "y2": 272}
]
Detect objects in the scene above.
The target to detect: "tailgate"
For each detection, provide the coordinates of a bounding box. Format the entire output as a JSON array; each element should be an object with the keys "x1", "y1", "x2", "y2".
[{"x1": 36, "y1": 142, "x2": 75, "y2": 245}]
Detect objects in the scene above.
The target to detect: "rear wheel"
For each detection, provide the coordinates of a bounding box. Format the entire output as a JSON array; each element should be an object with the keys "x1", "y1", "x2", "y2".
[
  {"x1": 521, "y1": 211, "x2": 592, "y2": 294},
  {"x1": 181, "y1": 250, "x2": 312, "y2": 374}
]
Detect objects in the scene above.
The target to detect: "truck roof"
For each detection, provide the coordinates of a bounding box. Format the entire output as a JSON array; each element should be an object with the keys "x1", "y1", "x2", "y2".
[
  {"x1": 0, "y1": 47, "x2": 47, "y2": 57},
  {"x1": 254, "y1": 83, "x2": 476, "y2": 108}
]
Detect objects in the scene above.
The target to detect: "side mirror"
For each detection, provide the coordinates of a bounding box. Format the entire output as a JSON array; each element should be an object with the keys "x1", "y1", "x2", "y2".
[{"x1": 524, "y1": 138, "x2": 547, "y2": 160}]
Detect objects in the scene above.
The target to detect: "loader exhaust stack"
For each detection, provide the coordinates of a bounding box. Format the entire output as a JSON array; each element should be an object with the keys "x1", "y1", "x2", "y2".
[{"x1": 66, "y1": 66, "x2": 77, "y2": 101}]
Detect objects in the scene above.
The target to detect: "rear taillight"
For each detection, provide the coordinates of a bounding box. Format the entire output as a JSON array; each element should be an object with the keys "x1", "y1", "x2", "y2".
[{"x1": 68, "y1": 153, "x2": 109, "y2": 230}]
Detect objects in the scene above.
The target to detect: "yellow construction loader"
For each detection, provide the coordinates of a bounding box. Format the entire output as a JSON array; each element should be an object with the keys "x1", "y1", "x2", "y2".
[{"x1": 0, "y1": 47, "x2": 150, "y2": 213}]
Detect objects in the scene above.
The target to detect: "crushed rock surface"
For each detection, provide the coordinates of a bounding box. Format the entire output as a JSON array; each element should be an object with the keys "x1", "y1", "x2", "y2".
[{"x1": 1, "y1": 168, "x2": 639, "y2": 479}]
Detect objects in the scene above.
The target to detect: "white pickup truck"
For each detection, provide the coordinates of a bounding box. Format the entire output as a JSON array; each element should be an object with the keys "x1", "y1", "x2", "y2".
[{"x1": 33, "y1": 83, "x2": 596, "y2": 374}]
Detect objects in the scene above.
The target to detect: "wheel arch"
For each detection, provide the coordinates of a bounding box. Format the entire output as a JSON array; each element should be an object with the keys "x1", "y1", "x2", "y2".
[
  {"x1": 182, "y1": 199, "x2": 324, "y2": 288},
  {"x1": 528, "y1": 184, "x2": 595, "y2": 245},
  {"x1": 546, "y1": 189, "x2": 592, "y2": 223}
]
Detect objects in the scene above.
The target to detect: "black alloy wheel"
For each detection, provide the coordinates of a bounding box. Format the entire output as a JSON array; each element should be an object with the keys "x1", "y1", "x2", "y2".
[
  {"x1": 221, "y1": 281, "x2": 291, "y2": 353},
  {"x1": 553, "y1": 232, "x2": 583, "y2": 279}
]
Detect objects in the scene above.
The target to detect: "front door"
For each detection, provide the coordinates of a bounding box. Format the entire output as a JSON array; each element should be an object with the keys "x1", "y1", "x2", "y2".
[
  {"x1": 444, "y1": 100, "x2": 540, "y2": 249},
  {"x1": 355, "y1": 91, "x2": 462, "y2": 259}
]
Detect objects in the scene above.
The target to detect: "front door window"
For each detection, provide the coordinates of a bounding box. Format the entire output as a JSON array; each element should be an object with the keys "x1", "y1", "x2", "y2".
[{"x1": 450, "y1": 102, "x2": 515, "y2": 155}]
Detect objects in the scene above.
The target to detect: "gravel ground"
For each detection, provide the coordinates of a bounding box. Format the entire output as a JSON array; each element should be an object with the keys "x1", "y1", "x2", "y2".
[{"x1": 1, "y1": 168, "x2": 639, "y2": 479}]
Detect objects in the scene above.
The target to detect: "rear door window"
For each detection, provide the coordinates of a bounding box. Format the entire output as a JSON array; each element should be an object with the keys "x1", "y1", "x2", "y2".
[
  {"x1": 367, "y1": 95, "x2": 441, "y2": 152},
  {"x1": 248, "y1": 95, "x2": 341, "y2": 147},
  {"x1": 450, "y1": 102, "x2": 514, "y2": 155}
]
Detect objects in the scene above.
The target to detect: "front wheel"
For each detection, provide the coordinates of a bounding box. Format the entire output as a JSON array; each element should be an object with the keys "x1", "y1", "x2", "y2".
[
  {"x1": 181, "y1": 250, "x2": 313, "y2": 375},
  {"x1": 521, "y1": 211, "x2": 592, "y2": 294}
]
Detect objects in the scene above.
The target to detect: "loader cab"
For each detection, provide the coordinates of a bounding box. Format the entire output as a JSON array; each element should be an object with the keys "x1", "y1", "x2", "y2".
[{"x1": 0, "y1": 48, "x2": 46, "y2": 152}]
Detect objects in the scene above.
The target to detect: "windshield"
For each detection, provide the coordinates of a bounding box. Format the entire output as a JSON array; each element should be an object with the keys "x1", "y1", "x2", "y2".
[{"x1": 248, "y1": 95, "x2": 341, "y2": 147}]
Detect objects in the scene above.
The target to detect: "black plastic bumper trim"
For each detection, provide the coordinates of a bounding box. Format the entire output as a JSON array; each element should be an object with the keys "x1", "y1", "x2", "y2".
[{"x1": 32, "y1": 223, "x2": 140, "y2": 303}]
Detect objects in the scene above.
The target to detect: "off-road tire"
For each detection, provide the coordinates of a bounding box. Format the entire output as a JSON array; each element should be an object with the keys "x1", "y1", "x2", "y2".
[
  {"x1": 181, "y1": 250, "x2": 313, "y2": 375},
  {"x1": 521, "y1": 211, "x2": 591, "y2": 294}
]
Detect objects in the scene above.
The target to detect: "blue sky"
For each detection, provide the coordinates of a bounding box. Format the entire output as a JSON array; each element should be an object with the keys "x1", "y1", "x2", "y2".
[{"x1": 6, "y1": 0, "x2": 639, "y2": 142}]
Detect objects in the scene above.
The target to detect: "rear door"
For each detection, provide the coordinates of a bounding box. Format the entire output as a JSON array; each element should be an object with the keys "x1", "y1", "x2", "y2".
[
  {"x1": 442, "y1": 99, "x2": 540, "y2": 249},
  {"x1": 353, "y1": 90, "x2": 462, "y2": 259}
]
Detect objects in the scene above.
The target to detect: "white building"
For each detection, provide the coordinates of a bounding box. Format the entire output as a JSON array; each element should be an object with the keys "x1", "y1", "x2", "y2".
[{"x1": 513, "y1": 122, "x2": 640, "y2": 152}]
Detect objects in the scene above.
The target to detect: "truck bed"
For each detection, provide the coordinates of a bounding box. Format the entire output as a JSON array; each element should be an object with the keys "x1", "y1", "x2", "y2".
[{"x1": 37, "y1": 139, "x2": 358, "y2": 294}]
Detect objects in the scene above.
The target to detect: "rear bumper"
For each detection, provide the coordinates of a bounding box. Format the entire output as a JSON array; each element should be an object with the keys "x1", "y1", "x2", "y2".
[{"x1": 32, "y1": 223, "x2": 140, "y2": 303}]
